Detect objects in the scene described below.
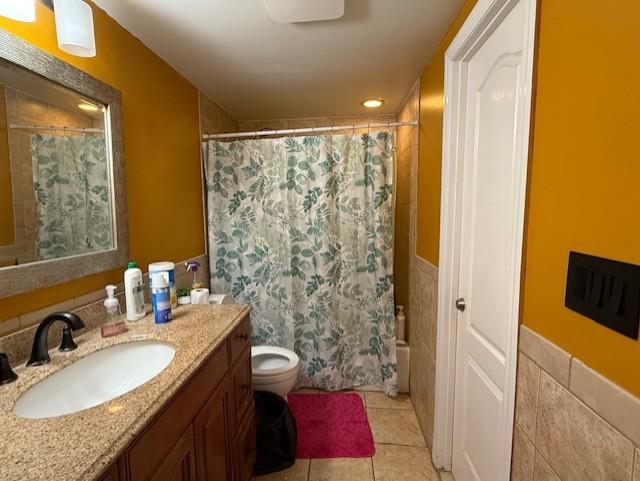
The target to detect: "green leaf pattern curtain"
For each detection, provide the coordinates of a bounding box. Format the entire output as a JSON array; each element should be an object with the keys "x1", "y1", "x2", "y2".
[
  {"x1": 204, "y1": 132, "x2": 398, "y2": 394},
  {"x1": 31, "y1": 134, "x2": 112, "y2": 260}
]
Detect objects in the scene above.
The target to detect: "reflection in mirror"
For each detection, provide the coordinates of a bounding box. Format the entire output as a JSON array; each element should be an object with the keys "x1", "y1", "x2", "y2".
[{"x1": 0, "y1": 59, "x2": 114, "y2": 267}]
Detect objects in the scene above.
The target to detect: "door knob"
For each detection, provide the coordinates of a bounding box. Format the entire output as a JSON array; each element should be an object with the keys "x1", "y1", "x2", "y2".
[{"x1": 455, "y1": 298, "x2": 466, "y2": 312}]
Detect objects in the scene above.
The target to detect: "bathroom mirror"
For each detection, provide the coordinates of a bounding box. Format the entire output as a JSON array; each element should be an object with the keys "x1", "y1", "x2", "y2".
[{"x1": 0, "y1": 30, "x2": 127, "y2": 298}]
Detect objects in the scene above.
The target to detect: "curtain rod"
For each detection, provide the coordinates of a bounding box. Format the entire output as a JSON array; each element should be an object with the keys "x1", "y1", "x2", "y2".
[
  {"x1": 203, "y1": 120, "x2": 418, "y2": 140},
  {"x1": 9, "y1": 124, "x2": 104, "y2": 133}
]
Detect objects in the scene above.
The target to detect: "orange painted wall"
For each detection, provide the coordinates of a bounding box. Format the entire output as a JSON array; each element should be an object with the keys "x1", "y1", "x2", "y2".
[
  {"x1": 416, "y1": 0, "x2": 640, "y2": 396},
  {"x1": 0, "y1": 2, "x2": 203, "y2": 321},
  {"x1": 416, "y1": 0, "x2": 478, "y2": 264},
  {"x1": 522, "y1": 0, "x2": 640, "y2": 396}
]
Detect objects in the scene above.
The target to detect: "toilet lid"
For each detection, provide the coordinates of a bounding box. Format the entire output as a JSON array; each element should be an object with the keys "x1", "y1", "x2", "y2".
[{"x1": 251, "y1": 346, "x2": 299, "y2": 376}]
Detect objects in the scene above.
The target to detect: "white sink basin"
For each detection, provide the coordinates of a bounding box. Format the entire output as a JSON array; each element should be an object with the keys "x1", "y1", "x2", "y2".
[{"x1": 13, "y1": 340, "x2": 175, "y2": 419}]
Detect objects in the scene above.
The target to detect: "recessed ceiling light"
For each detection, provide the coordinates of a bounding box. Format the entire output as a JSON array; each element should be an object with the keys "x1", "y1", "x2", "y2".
[
  {"x1": 78, "y1": 100, "x2": 99, "y2": 111},
  {"x1": 362, "y1": 99, "x2": 385, "y2": 109}
]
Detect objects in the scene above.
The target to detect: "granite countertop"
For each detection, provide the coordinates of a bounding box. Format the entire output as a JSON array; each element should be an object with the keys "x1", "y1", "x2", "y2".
[{"x1": 0, "y1": 304, "x2": 250, "y2": 481}]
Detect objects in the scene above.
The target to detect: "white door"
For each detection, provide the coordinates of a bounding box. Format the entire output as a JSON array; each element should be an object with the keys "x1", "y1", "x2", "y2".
[{"x1": 450, "y1": 1, "x2": 532, "y2": 480}]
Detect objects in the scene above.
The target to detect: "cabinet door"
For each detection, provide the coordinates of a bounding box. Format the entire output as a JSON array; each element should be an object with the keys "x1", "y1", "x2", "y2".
[
  {"x1": 233, "y1": 407, "x2": 256, "y2": 481},
  {"x1": 194, "y1": 378, "x2": 232, "y2": 481},
  {"x1": 231, "y1": 348, "x2": 253, "y2": 428},
  {"x1": 149, "y1": 425, "x2": 197, "y2": 481}
]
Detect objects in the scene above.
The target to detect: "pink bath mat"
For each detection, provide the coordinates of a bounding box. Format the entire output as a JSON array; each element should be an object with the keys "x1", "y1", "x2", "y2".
[{"x1": 287, "y1": 393, "x2": 375, "y2": 459}]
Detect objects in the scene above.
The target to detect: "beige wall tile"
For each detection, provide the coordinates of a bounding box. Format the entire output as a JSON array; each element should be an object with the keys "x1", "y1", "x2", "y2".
[
  {"x1": 367, "y1": 407, "x2": 426, "y2": 447},
  {"x1": 570, "y1": 358, "x2": 640, "y2": 447},
  {"x1": 373, "y1": 443, "x2": 438, "y2": 481},
  {"x1": 634, "y1": 449, "x2": 640, "y2": 481},
  {"x1": 409, "y1": 330, "x2": 435, "y2": 450},
  {"x1": 519, "y1": 325, "x2": 571, "y2": 387},
  {"x1": 199, "y1": 92, "x2": 238, "y2": 135},
  {"x1": 533, "y1": 454, "x2": 561, "y2": 481},
  {"x1": 511, "y1": 424, "x2": 535, "y2": 481},
  {"x1": 408, "y1": 259, "x2": 438, "y2": 452},
  {"x1": 536, "y1": 371, "x2": 635, "y2": 481},
  {"x1": 515, "y1": 353, "x2": 541, "y2": 440},
  {"x1": 254, "y1": 459, "x2": 309, "y2": 481},
  {"x1": 365, "y1": 392, "x2": 412, "y2": 410},
  {"x1": 420, "y1": 273, "x2": 437, "y2": 354},
  {"x1": 308, "y1": 457, "x2": 373, "y2": 481}
]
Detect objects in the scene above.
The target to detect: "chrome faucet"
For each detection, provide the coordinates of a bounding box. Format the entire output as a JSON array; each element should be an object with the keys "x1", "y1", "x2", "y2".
[{"x1": 27, "y1": 312, "x2": 85, "y2": 366}]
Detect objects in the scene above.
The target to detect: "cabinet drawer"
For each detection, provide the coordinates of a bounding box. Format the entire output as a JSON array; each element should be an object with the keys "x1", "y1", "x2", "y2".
[
  {"x1": 233, "y1": 407, "x2": 256, "y2": 481},
  {"x1": 127, "y1": 343, "x2": 228, "y2": 481},
  {"x1": 231, "y1": 347, "x2": 253, "y2": 427},
  {"x1": 228, "y1": 316, "x2": 251, "y2": 364}
]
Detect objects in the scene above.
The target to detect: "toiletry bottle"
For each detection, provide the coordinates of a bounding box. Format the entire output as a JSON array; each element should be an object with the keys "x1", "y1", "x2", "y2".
[
  {"x1": 102, "y1": 285, "x2": 128, "y2": 337},
  {"x1": 104, "y1": 285, "x2": 120, "y2": 323},
  {"x1": 149, "y1": 262, "x2": 177, "y2": 308},
  {"x1": 396, "y1": 305, "x2": 406, "y2": 345},
  {"x1": 124, "y1": 261, "x2": 145, "y2": 321},
  {"x1": 151, "y1": 273, "x2": 173, "y2": 324},
  {"x1": 185, "y1": 261, "x2": 202, "y2": 289}
]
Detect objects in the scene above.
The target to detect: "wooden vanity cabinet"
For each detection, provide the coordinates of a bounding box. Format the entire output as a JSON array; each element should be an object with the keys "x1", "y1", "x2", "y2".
[{"x1": 111, "y1": 316, "x2": 254, "y2": 481}]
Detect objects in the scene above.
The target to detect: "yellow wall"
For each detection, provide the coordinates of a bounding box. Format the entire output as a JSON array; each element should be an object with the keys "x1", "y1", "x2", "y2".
[
  {"x1": 0, "y1": 2, "x2": 203, "y2": 321},
  {"x1": 416, "y1": 0, "x2": 478, "y2": 264},
  {"x1": 416, "y1": 0, "x2": 640, "y2": 396},
  {"x1": 522, "y1": 0, "x2": 640, "y2": 396},
  {"x1": 0, "y1": 85, "x2": 13, "y2": 247}
]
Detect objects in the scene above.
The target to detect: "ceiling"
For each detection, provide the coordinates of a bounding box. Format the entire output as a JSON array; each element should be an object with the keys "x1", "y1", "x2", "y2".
[{"x1": 92, "y1": 0, "x2": 464, "y2": 120}]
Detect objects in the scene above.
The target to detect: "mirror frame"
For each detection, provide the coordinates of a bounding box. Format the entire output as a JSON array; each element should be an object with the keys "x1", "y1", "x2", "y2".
[{"x1": 0, "y1": 30, "x2": 128, "y2": 298}]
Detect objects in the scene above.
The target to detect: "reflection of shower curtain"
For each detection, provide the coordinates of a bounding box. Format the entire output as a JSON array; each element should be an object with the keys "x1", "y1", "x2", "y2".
[
  {"x1": 204, "y1": 132, "x2": 397, "y2": 394},
  {"x1": 31, "y1": 134, "x2": 111, "y2": 260}
]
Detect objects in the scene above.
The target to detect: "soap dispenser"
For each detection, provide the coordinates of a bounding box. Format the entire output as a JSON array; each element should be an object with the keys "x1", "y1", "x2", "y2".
[
  {"x1": 101, "y1": 285, "x2": 128, "y2": 338},
  {"x1": 185, "y1": 261, "x2": 202, "y2": 289}
]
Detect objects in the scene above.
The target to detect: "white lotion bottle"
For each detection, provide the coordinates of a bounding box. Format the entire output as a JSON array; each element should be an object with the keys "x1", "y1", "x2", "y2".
[
  {"x1": 396, "y1": 305, "x2": 407, "y2": 345},
  {"x1": 124, "y1": 261, "x2": 145, "y2": 321}
]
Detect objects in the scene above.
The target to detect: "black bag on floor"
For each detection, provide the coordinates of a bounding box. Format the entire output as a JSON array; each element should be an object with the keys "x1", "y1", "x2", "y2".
[{"x1": 253, "y1": 390, "x2": 297, "y2": 476}]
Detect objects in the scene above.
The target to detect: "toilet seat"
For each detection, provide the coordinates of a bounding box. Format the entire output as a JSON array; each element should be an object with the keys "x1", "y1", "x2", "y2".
[{"x1": 251, "y1": 346, "x2": 299, "y2": 376}]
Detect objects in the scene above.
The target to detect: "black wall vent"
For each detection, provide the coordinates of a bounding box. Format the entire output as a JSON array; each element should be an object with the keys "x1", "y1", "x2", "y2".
[{"x1": 565, "y1": 252, "x2": 640, "y2": 340}]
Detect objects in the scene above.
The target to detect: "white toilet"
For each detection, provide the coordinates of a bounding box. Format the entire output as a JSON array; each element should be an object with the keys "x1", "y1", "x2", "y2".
[{"x1": 251, "y1": 346, "x2": 300, "y2": 398}]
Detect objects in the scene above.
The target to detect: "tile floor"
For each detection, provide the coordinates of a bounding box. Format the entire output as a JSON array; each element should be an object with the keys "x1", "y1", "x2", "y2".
[{"x1": 253, "y1": 390, "x2": 441, "y2": 481}]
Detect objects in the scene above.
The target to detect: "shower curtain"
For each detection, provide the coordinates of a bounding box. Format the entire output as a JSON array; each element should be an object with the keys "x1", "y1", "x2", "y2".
[
  {"x1": 31, "y1": 134, "x2": 112, "y2": 260},
  {"x1": 204, "y1": 132, "x2": 397, "y2": 394}
]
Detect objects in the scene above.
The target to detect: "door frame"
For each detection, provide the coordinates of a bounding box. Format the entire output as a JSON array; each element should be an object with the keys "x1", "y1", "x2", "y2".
[{"x1": 432, "y1": 0, "x2": 538, "y2": 473}]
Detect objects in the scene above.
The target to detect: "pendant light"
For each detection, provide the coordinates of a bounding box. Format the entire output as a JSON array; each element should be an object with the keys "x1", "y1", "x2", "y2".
[
  {"x1": 53, "y1": 0, "x2": 96, "y2": 57},
  {"x1": 0, "y1": 0, "x2": 36, "y2": 22}
]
